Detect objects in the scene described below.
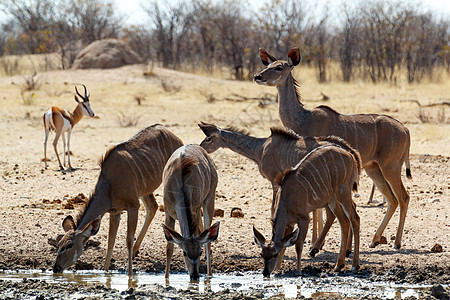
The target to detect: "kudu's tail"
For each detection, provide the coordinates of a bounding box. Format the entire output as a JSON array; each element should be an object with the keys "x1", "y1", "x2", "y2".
[
  {"x1": 405, "y1": 148, "x2": 412, "y2": 179},
  {"x1": 405, "y1": 158, "x2": 412, "y2": 179}
]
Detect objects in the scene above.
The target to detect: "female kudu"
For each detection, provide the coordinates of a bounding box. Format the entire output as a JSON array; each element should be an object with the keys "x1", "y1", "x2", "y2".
[
  {"x1": 199, "y1": 122, "x2": 352, "y2": 260},
  {"x1": 53, "y1": 124, "x2": 183, "y2": 275},
  {"x1": 254, "y1": 48, "x2": 411, "y2": 249},
  {"x1": 162, "y1": 144, "x2": 220, "y2": 280},
  {"x1": 253, "y1": 139, "x2": 362, "y2": 276}
]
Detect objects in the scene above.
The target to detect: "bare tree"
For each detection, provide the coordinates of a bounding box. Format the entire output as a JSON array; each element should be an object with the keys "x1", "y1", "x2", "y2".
[
  {"x1": 0, "y1": 0, "x2": 57, "y2": 54},
  {"x1": 338, "y1": 6, "x2": 361, "y2": 82},
  {"x1": 62, "y1": 0, "x2": 122, "y2": 44},
  {"x1": 143, "y1": 1, "x2": 193, "y2": 69}
]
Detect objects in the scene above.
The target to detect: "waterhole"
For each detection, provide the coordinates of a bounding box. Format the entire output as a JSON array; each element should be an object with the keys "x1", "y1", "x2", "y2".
[{"x1": 0, "y1": 269, "x2": 435, "y2": 298}]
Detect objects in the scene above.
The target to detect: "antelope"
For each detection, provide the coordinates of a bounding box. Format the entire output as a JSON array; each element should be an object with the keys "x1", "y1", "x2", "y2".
[
  {"x1": 162, "y1": 144, "x2": 220, "y2": 280},
  {"x1": 43, "y1": 84, "x2": 95, "y2": 170},
  {"x1": 254, "y1": 48, "x2": 411, "y2": 249},
  {"x1": 198, "y1": 122, "x2": 351, "y2": 262},
  {"x1": 253, "y1": 139, "x2": 362, "y2": 277},
  {"x1": 53, "y1": 124, "x2": 183, "y2": 275}
]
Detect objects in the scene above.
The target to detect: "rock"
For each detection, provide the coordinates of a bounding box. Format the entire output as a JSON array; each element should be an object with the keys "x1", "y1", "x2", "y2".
[
  {"x1": 428, "y1": 198, "x2": 440, "y2": 203},
  {"x1": 158, "y1": 205, "x2": 164, "y2": 212},
  {"x1": 230, "y1": 207, "x2": 244, "y2": 218},
  {"x1": 63, "y1": 203, "x2": 74, "y2": 210},
  {"x1": 72, "y1": 39, "x2": 141, "y2": 69},
  {"x1": 431, "y1": 284, "x2": 449, "y2": 300},
  {"x1": 431, "y1": 244, "x2": 443, "y2": 253},
  {"x1": 379, "y1": 236, "x2": 388, "y2": 244},
  {"x1": 214, "y1": 208, "x2": 224, "y2": 217}
]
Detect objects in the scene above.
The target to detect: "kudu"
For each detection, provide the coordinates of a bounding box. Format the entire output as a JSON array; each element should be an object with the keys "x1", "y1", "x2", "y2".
[
  {"x1": 198, "y1": 122, "x2": 352, "y2": 260},
  {"x1": 254, "y1": 48, "x2": 411, "y2": 249},
  {"x1": 253, "y1": 139, "x2": 362, "y2": 276},
  {"x1": 162, "y1": 144, "x2": 220, "y2": 280},
  {"x1": 53, "y1": 124, "x2": 183, "y2": 275},
  {"x1": 43, "y1": 84, "x2": 95, "y2": 170}
]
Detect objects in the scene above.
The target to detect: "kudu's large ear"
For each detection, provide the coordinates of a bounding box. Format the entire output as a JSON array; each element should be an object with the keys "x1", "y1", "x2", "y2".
[
  {"x1": 80, "y1": 215, "x2": 101, "y2": 237},
  {"x1": 198, "y1": 121, "x2": 220, "y2": 137},
  {"x1": 162, "y1": 223, "x2": 183, "y2": 244},
  {"x1": 253, "y1": 225, "x2": 266, "y2": 247},
  {"x1": 288, "y1": 48, "x2": 301, "y2": 67},
  {"x1": 62, "y1": 216, "x2": 76, "y2": 232},
  {"x1": 198, "y1": 222, "x2": 220, "y2": 245},
  {"x1": 259, "y1": 48, "x2": 277, "y2": 66},
  {"x1": 278, "y1": 228, "x2": 300, "y2": 249}
]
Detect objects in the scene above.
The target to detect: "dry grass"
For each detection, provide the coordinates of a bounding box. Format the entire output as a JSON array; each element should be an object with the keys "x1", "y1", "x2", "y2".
[
  {"x1": 0, "y1": 53, "x2": 448, "y2": 156},
  {"x1": 0, "y1": 53, "x2": 61, "y2": 77}
]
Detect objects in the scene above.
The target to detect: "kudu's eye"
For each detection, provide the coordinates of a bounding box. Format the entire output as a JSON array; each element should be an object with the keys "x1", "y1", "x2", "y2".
[
  {"x1": 66, "y1": 242, "x2": 73, "y2": 250},
  {"x1": 275, "y1": 65, "x2": 283, "y2": 71},
  {"x1": 205, "y1": 137, "x2": 211, "y2": 142}
]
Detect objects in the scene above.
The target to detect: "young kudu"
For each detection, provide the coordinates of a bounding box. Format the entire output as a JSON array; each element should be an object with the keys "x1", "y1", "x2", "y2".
[
  {"x1": 253, "y1": 139, "x2": 362, "y2": 276},
  {"x1": 199, "y1": 122, "x2": 350, "y2": 260},
  {"x1": 162, "y1": 144, "x2": 220, "y2": 280},
  {"x1": 43, "y1": 84, "x2": 95, "y2": 170},
  {"x1": 53, "y1": 124, "x2": 183, "y2": 275},
  {"x1": 254, "y1": 48, "x2": 412, "y2": 249}
]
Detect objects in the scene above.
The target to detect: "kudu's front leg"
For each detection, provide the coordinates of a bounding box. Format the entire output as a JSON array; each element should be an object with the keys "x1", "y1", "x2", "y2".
[
  {"x1": 105, "y1": 212, "x2": 121, "y2": 271},
  {"x1": 126, "y1": 208, "x2": 139, "y2": 275}
]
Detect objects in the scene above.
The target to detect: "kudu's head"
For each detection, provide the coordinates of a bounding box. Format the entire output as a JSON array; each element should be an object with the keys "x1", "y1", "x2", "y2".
[
  {"x1": 53, "y1": 215, "x2": 101, "y2": 273},
  {"x1": 253, "y1": 225, "x2": 299, "y2": 277},
  {"x1": 253, "y1": 48, "x2": 302, "y2": 87},
  {"x1": 162, "y1": 222, "x2": 220, "y2": 281},
  {"x1": 198, "y1": 122, "x2": 224, "y2": 153},
  {"x1": 74, "y1": 84, "x2": 95, "y2": 117}
]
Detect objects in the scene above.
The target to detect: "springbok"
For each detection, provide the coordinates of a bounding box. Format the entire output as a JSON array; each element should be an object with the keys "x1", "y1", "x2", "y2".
[
  {"x1": 254, "y1": 48, "x2": 411, "y2": 249},
  {"x1": 43, "y1": 84, "x2": 95, "y2": 170},
  {"x1": 53, "y1": 124, "x2": 183, "y2": 275},
  {"x1": 198, "y1": 122, "x2": 350, "y2": 261},
  {"x1": 253, "y1": 139, "x2": 362, "y2": 277},
  {"x1": 162, "y1": 144, "x2": 220, "y2": 280}
]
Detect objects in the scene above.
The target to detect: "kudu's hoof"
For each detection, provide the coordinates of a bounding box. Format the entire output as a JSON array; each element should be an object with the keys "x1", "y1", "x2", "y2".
[
  {"x1": 334, "y1": 264, "x2": 345, "y2": 272},
  {"x1": 346, "y1": 249, "x2": 352, "y2": 257},
  {"x1": 309, "y1": 248, "x2": 319, "y2": 258},
  {"x1": 369, "y1": 241, "x2": 380, "y2": 248},
  {"x1": 351, "y1": 265, "x2": 360, "y2": 272},
  {"x1": 394, "y1": 243, "x2": 401, "y2": 250}
]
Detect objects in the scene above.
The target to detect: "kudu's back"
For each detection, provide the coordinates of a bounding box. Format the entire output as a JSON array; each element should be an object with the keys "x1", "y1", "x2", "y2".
[
  {"x1": 101, "y1": 124, "x2": 184, "y2": 199},
  {"x1": 163, "y1": 144, "x2": 218, "y2": 219}
]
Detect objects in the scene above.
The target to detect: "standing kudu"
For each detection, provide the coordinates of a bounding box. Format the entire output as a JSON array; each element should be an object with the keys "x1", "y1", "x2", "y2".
[
  {"x1": 253, "y1": 139, "x2": 362, "y2": 276},
  {"x1": 254, "y1": 48, "x2": 411, "y2": 249},
  {"x1": 162, "y1": 144, "x2": 220, "y2": 280},
  {"x1": 43, "y1": 84, "x2": 95, "y2": 170},
  {"x1": 199, "y1": 122, "x2": 351, "y2": 260},
  {"x1": 53, "y1": 124, "x2": 183, "y2": 275}
]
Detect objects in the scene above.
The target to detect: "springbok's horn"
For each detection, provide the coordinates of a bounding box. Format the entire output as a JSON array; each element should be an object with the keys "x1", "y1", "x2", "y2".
[
  {"x1": 75, "y1": 85, "x2": 84, "y2": 100},
  {"x1": 82, "y1": 84, "x2": 90, "y2": 99}
]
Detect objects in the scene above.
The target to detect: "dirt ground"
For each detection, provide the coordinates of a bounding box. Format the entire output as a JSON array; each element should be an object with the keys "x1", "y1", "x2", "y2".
[{"x1": 0, "y1": 64, "x2": 449, "y2": 297}]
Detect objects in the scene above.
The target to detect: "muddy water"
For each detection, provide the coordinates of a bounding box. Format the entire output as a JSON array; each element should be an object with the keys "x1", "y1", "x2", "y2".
[{"x1": 0, "y1": 269, "x2": 437, "y2": 298}]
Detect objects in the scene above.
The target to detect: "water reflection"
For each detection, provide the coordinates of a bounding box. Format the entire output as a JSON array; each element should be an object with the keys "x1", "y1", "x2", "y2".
[{"x1": 0, "y1": 269, "x2": 433, "y2": 299}]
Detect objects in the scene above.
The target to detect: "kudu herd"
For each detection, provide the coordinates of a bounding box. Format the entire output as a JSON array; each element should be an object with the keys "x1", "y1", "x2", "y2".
[{"x1": 50, "y1": 46, "x2": 414, "y2": 279}]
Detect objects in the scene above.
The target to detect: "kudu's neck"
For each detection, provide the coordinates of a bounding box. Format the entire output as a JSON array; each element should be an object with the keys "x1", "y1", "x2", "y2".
[
  {"x1": 71, "y1": 104, "x2": 84, "y2": 127},
  {"x1": 277, "y1": 73, "x2": 309, "y2": 131},
  {"x1": 220, "y1": 130, "x2": 266, "y2": 164},
  {"x1": 77, "y1": 176, "x2": 111, "y2": 230},
  {"x1": 271, "y1": 205, "x2": 289, "y2": 244}
]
